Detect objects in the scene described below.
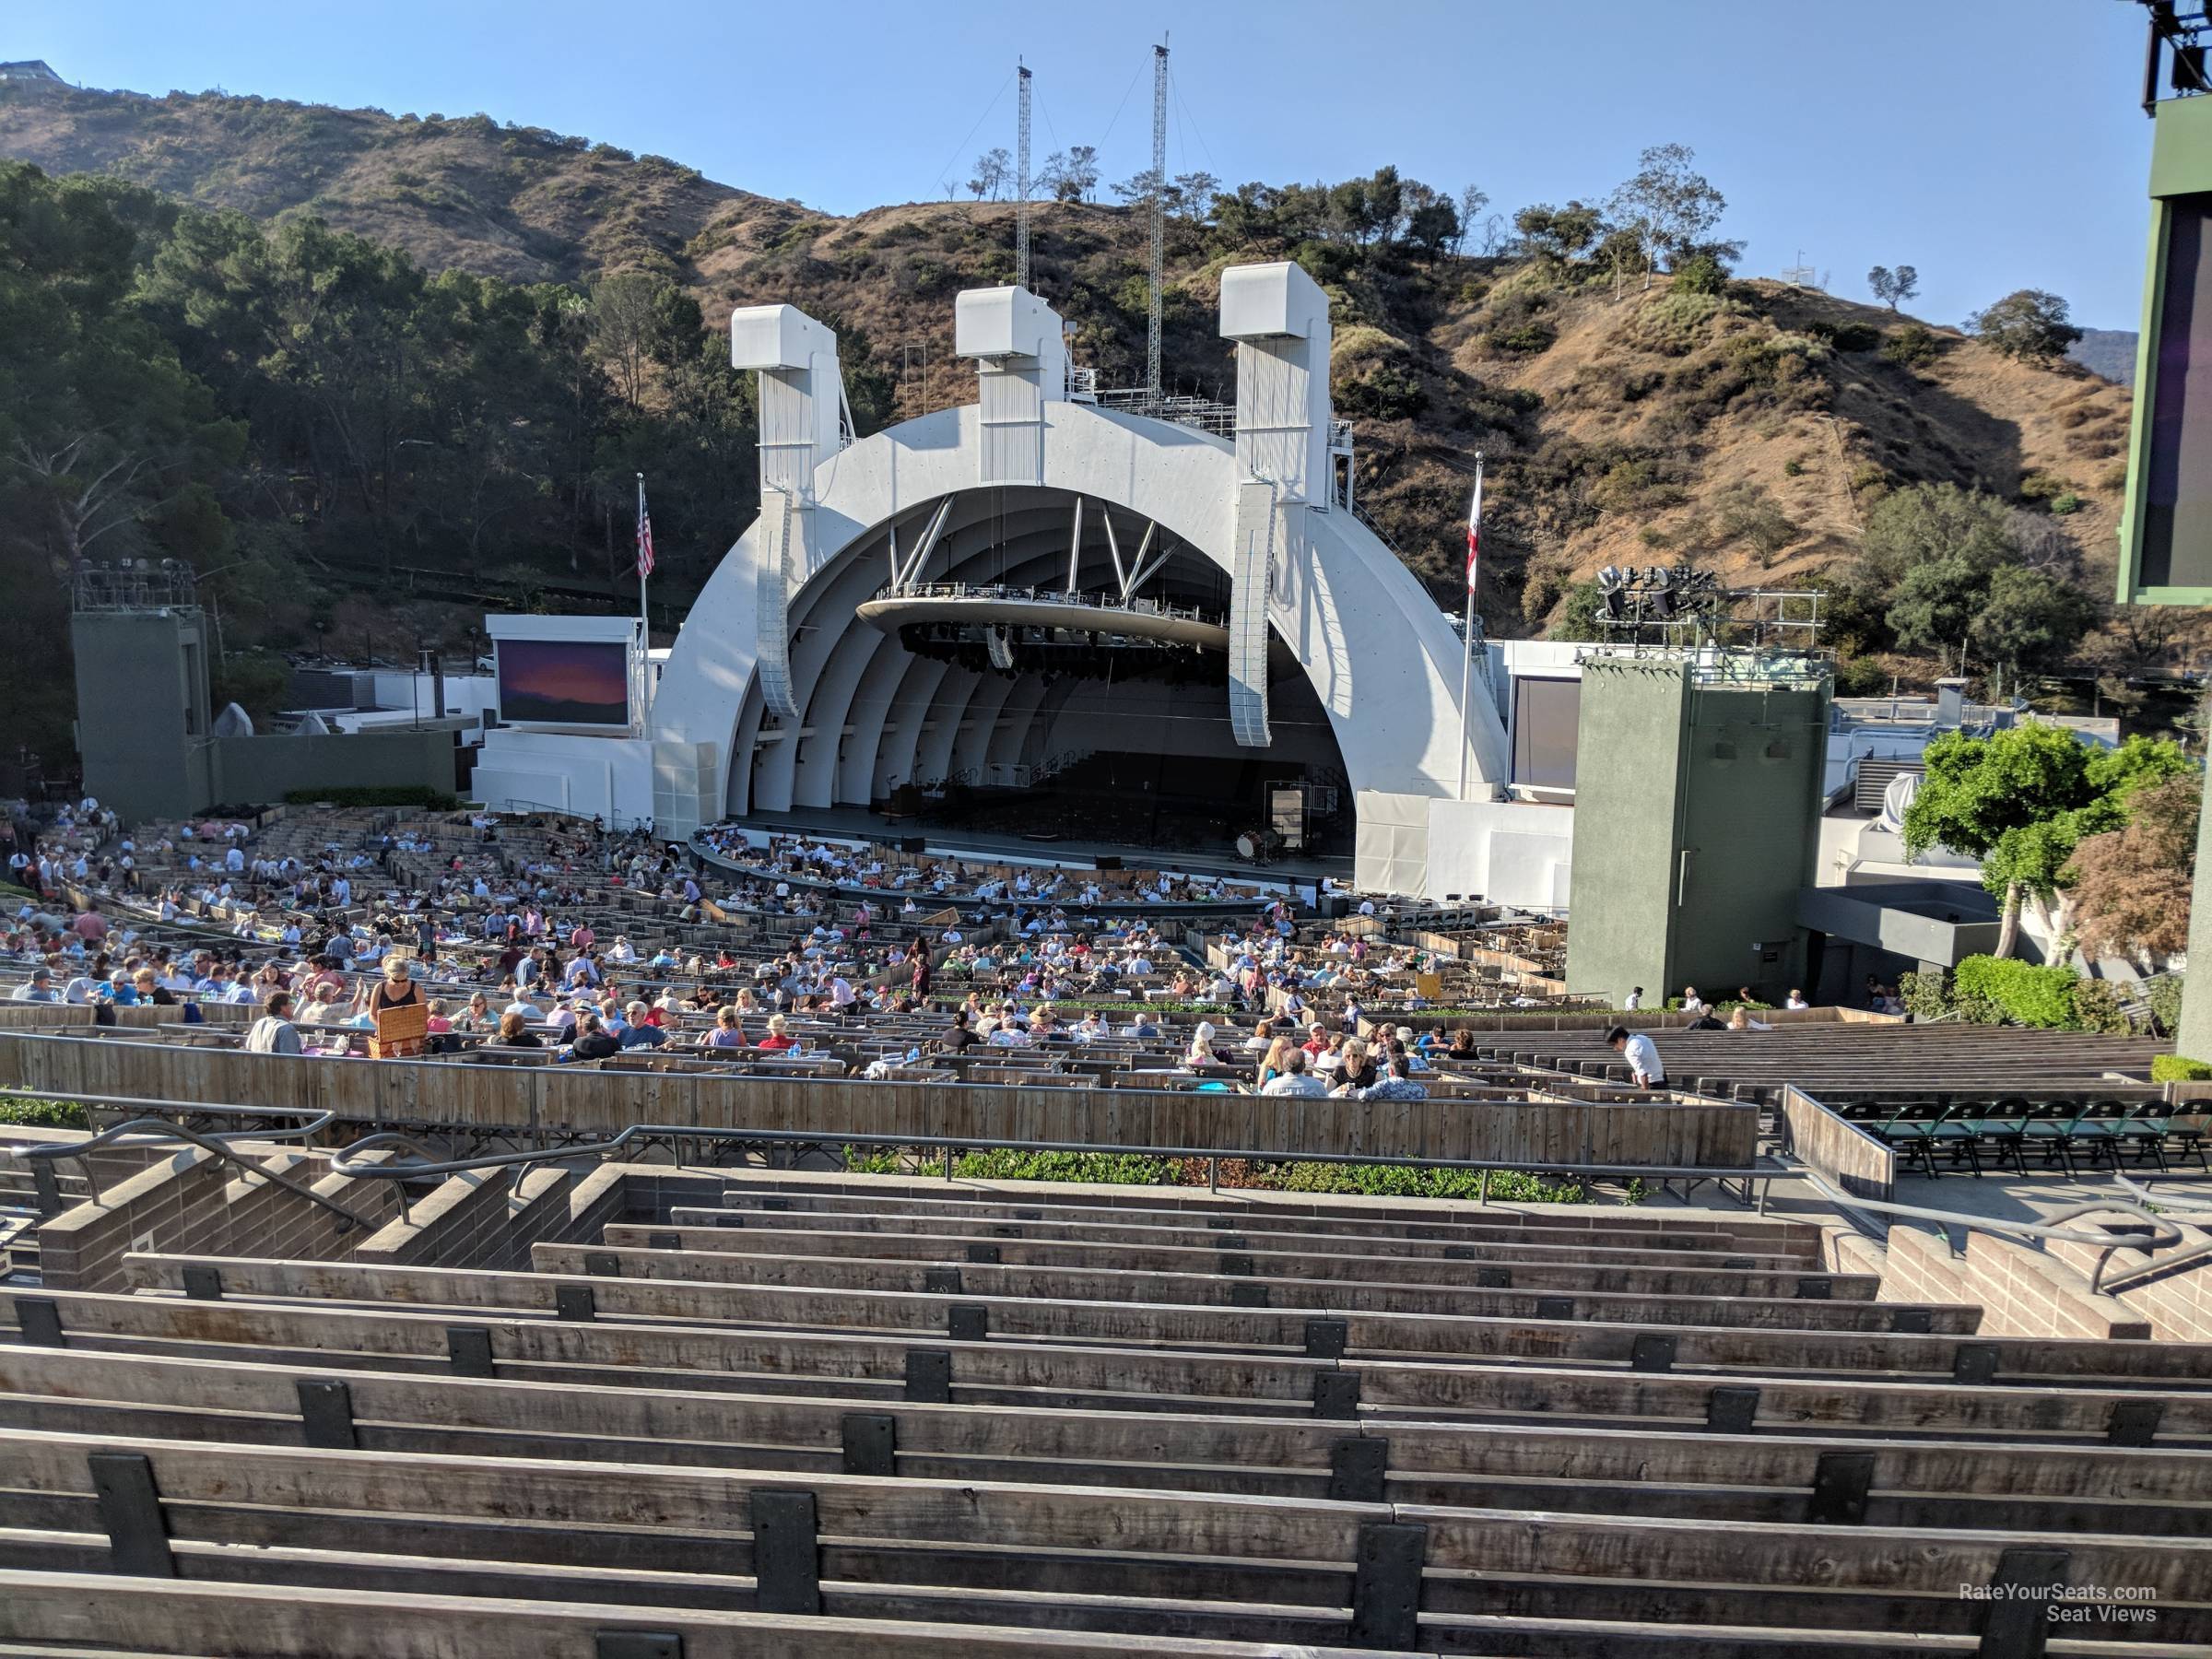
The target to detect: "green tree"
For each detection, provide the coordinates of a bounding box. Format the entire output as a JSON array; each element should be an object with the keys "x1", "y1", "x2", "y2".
[
  {"x1": 1968, "y1": 565, "x2": 2099, "y2": 684},
  {"x1": 1887, "y1": 553, "x2": 1987, "y2": 673},
  {"x1": 1512, "y1": 201, "x2": 1605, "y2": 267},
  {"x1": 1966, "y1": 288, "x2": 2083, "y2": 362},
  {"x1": 1547, "y1": 579, "x2": 1606, "y2": 641},
  {"x1": 1867, "y1": 265, "x2": 1920, "y2": 311},
  {"x1": 1904, "y1": 725, "x2": 2191, "y2": 957},
  {"x1": 1843, "y1": 482, "x2": 2090, "y2": 676},
  {"x1": 1855, "y1": 482, "x2": 2013, "y2": 590},
  {"x1": 0, "y1": 164, "x2": 244, "y2": 760}
]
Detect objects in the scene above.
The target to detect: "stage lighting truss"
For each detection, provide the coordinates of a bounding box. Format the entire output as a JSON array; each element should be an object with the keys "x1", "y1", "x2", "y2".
[
  {"x1": 2140, "y1": 1, "x2": 2212, "y2": 113},
  {"x1": 1588, "y1": 564, "x2": 1827, "y2": 664}
]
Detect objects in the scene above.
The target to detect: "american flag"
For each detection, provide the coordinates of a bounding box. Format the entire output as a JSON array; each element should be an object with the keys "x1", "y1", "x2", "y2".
[
  {"x1": 635, "y1": 484, "x2": 655, "y2": 581},
  {"x1": 1465, "y1": 465, "x2": 1483, "y2": 594}
]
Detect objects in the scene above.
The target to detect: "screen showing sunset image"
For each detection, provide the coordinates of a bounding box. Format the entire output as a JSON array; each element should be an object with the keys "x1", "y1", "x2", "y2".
[{"x1": 496, "y1": 639, "x2": 630, "y2": 725}]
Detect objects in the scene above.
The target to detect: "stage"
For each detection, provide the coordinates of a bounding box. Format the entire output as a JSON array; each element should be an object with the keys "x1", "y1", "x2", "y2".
[{"x1": 700, "y1": 804, "x2": 1355, "y2": 892}]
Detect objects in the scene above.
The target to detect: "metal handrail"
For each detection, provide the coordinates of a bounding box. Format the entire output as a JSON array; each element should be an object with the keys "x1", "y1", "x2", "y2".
[
  {"x1": 1795, "y1": 1168, "x2": 2189, "y2": 1295},
  {"x1": 0, "y1": 1094, "x2": 376, "y2": 1233}
]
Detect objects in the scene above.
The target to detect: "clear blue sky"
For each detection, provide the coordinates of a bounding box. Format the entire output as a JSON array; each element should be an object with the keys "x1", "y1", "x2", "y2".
[{"x1": 11, "y1": 0, "x2": 2161, "y2": 328}]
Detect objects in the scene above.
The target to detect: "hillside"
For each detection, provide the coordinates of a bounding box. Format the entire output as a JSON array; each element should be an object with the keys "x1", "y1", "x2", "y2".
[
  {"x1": 0, "y1": 76, "x2": 2176, "y2": 711},
  {"x1": 2071, "y1": 327, "x2": 2139, "y2": 386},
  {"x1": 0, "y1": 80, "x2": 768, "y2": 282}
]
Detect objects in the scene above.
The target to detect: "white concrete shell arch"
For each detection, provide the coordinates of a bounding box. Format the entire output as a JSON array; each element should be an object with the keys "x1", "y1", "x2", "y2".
[{"x1": 649, "y1": 276, "x2": 1508, "y2": 893}]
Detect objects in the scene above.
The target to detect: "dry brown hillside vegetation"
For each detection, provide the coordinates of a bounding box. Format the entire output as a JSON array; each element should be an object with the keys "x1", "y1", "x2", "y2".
[{"x1": 2, "y1": 77, "x2": 2185, "y2": 696}]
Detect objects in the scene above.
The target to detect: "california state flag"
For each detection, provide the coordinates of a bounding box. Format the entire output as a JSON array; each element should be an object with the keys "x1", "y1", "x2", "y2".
[{"x1": 1465, "y1": 466, "x2": 1483, "y2": 593}]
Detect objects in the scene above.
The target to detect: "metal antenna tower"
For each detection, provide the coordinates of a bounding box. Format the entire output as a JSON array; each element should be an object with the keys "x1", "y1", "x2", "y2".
[
  {"x1": 1015, "y1": 62, "x2": 1032, "y2": 291},
  {"x1": 1147, "y1": 41, "x2": 1168, "y2": 394}
]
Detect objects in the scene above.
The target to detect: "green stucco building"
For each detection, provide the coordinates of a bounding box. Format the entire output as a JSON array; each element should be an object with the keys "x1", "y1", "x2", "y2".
[
  {"x1": 2119, "y1": 73, "x2": 2212, "y2": 1062},
  {"x1": 1564, "y1": 654, "x2": 1831, "y2": 1009}
]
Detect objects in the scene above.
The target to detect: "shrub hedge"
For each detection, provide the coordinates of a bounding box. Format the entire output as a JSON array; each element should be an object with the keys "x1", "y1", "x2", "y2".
[
  {"x1": 0, "y1": 1098, "x2": 88, "y2": 1129},
  {"x1": 2152, "y1": 1054, "x2": 2212, "y2": 1083},
  {"x1": 2148, "y1": 976, "x2": 2185, "y2": 1036},
  {"x1": 1952, "y1": 957, "x2": 2087, "y2": 1028},
  {"x1": 830, "y1": 1147, "x2": 1599, "y2": 1204},
  {"x1": 1911, "y1": 957, "x2": 2145, "y2": 1034}
]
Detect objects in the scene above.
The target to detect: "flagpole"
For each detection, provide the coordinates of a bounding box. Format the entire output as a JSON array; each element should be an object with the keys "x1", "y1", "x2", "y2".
[
  {"x1": 635, "y1": 472, "x2": 648, "y2": 641},
  {"x1": 1457, "y1": 452, "x2": 1484, "y2": 802}
]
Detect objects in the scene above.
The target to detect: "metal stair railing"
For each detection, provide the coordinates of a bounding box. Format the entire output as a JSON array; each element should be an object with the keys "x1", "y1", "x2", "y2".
[{"x1": 0, "y1": 1090, "x2": 376, "y2": 1232}]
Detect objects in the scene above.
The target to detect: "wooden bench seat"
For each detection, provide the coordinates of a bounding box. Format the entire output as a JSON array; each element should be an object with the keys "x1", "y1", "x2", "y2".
[
  {"x1": 108, "y1": 1254, "x2": 2212, "y2": 1392},
  {"x1": 0, "y1": 1571, "x2": 1290, "y2": 1658},
  {"x1": 623, "y1": 1217, "x2": 1818, "y2": 1273},
  {"x1": 535, "y1": 1241, "x2": 1942, "y2": 1335},
  {"x1": 6, "y1": 1345, "x2": 2206, "y2": 1535},
  {"x1": 6, "y1": 1283, "x2": 2205, "y2": 1445},
  {"x1": 3, "y1": 1427, "x2": 2206, "y2": 1645},
  {"x1": 619, "y1": 1212, "x2": 1814, "y2": 1283},
  {"x1": 688, "y1": 1185, "x2": 1817, "y2": 1254}
]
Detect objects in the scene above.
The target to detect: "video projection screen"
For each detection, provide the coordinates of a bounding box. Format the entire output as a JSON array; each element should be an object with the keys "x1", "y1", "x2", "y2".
[
  {"x1": 1511, "y1": 677, "x2": 1581, "y2": 791},
  {"x1": 497, "y1": 639, "x2": 631, "y2": 726},
  {"x1": 2138, "y1": 192, "x2": 2212, "y2": 594}
]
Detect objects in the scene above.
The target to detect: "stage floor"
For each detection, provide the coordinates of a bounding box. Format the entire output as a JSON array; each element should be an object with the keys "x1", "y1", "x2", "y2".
[{"x1": 719, "y1": 806, "x2": 1354, "y2": 888}]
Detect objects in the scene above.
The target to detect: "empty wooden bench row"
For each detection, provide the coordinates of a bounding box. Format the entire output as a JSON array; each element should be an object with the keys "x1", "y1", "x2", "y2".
[
  {"x1": 5, "y1": 1344, "x2": 2209, "y2": 1535},
  {"x1": 539, "y1": 1241, "x2": 1944, "y2": 1336},
  {"x1": 6, "y1": 1282, "x2": 2204, "y2": 1448},
  {"x1": 113, "y1": 1251, "x2": 2195, "y2": 1388},
  {"x1": 1, "y1": 1423, "x2": 2206, "y2": 1651},
  {"x1": 685, "y1": 1180, "x2": 1818, "y2": 1254},
  {"x1": 600, "y1": 1224, "x2": 1971, "y2": 1335}
]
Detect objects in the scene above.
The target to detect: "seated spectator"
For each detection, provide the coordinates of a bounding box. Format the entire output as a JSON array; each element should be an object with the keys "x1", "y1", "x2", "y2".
[
  {"x1": 489, "y1": 1010, "x2": 540, "y2": 1048},
  {"x1": 562, "y1": 1015, "x2": 620, "y2": 1063},
  {"x1": 756, "y1": 1014, "x2": 798, "y2": 1052},
  {"x1": 244, "y1": 991, "x2": 303, "y2": 1055},
  {"x1": 703, "y1": 1006, "x2": 748, "y2": 1050},
  {"x1": 1726, "y1": 1006, "x2": 1772, "y2": 1032},
  {"x1": 1328, "y1": 1038, "x2": 1377, "y2": 1095},
  {"x1": 619, "y1": 1001, "x2": 666, "y2": 1047},
  {"x1": 1261, "y1": 1049, "x2": 1327, "y2": 1096},
  {"x1": 1357, "y1": 1058, "x2": 1428, "y2": 1101},
  {"x1": 8, "y1": 968, "x2": 57, "y2": 1002}
]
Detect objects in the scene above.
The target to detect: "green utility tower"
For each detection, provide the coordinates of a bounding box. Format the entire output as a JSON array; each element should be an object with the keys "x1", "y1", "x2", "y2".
[
  {"x1": 2122, "y1": 12, "x2": 2212, "y2": 1061},
  {"x1": 1564, "y1": 654, "x2": 1831, "y2": 1009}
]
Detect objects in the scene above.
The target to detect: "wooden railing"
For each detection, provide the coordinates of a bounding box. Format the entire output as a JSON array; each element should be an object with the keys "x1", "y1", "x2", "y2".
[
  {"x1": 0, "y1": 1031, "x2": 1760, "y2": 1171},
  {"x1": 1779, "y1": 1084, "x2": 1897, "y2": 1203}
]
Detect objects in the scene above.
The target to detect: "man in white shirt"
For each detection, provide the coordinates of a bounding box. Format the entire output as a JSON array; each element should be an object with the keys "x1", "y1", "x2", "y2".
[
  {"x1": 1262, "y1": 1051, "x2": 1327, "y2": 1095},
  {"x1": 1608, "y1": 1025, "x2": 1665, "y2": 1087},
  {"x1": 1623, "y1": 987, "x2": 1643, "y2": 1011},
  {"x1": 1785, "y1": 989, "x2": 1809, "y2": 1010},
  {"x1": 1680, "y1": 986, "x2": 1706, "y2": 1014}
]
